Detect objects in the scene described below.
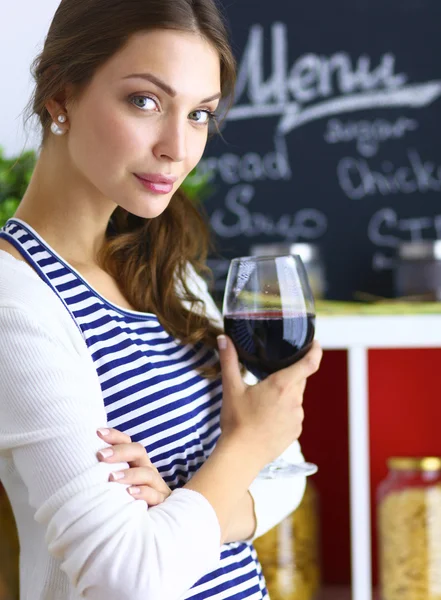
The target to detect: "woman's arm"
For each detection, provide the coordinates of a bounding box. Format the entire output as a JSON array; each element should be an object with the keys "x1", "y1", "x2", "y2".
[
  {"x1": 0, "y1": 302, "x2": 223, "y2": 600},
  {"x1": 96, "y1": 427, "x2": 258, "y2": 543},
  {"x1": 185, "y1": 265, "x2": 308, "y2": 543},
  {"x1": 223, "y1": 443, "x2": 308, "y2": 543},
  {"x1": 224, "y1": 492, "x2": 257, "y2": 543},
  {"x1": 100, "y1": 428, "x2": 307, "y2": 544}
]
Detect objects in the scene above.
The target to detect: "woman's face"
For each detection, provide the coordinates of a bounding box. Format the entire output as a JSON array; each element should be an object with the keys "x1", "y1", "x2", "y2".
[{"x1": 63, "y1": 29, "x2": 221, "y2": 219}]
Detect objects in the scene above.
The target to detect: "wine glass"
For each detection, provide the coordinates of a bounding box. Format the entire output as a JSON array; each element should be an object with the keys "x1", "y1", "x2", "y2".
[{"x1": 222, "y1": 254, "x2": 318, "y2": 478}]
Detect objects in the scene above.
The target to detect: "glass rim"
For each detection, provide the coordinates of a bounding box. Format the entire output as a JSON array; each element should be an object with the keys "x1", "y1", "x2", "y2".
[{"x1": 230, "y1": 254, "x2": 304, "y2": 263}]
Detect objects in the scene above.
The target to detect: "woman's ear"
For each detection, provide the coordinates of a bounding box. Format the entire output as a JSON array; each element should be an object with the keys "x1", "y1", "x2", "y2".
[
  {"x1": 45, "y1": 81, "x2": 76, "y2": 120},
  {"x1": 45, "y1": 98, "x2": 65, "y2": 123}
]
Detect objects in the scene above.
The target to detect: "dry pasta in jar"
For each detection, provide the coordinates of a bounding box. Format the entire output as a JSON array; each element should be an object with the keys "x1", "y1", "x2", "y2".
[
  {"x1": 0, "y1": 483, "x2": 19, "y2": 600},
  {"x1": 253, "y1": 480, "x2": 321, "y2": 600},
  {"x1": 377, "y1": 457, "x2": 441, "y2": 600}
]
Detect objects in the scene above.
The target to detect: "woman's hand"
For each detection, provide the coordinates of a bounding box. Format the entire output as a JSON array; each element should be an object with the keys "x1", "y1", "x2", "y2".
[
  {"x1": 96, "y1": 428, "x2": 171, "y2": 506},
  {"x1": 217, "y1": 336, "x2": 323, "y2": 468}
]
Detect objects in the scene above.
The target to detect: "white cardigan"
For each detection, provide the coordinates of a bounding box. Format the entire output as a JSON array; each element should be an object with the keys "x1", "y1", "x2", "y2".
[{"x1": 0, "y1": 250, "x2": 306, "y2": 600}]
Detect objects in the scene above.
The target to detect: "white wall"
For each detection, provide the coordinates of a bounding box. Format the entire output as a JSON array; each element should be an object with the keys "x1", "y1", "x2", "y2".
[{"x1": 0, "y1": 0, "x2": 61, "y2": 157}]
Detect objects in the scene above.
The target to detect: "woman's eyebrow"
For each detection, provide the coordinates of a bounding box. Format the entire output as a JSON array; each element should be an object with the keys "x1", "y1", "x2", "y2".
[{"x1": 122, "y1": 72, "x2": 221, "y2": 103}]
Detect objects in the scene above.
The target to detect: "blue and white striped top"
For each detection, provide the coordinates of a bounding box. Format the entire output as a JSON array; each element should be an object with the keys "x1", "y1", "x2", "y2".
[{"x1": 1, "y1": 218, "x2": 268, "y2": 599}]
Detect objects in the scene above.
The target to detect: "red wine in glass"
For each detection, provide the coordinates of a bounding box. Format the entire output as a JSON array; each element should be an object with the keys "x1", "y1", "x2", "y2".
[
  {"x1": 224, "y1": 311, "x2": 315, "y2": 381},
  {"x1": 222, "y1": 254, "x2": 318, "y2": 478}
]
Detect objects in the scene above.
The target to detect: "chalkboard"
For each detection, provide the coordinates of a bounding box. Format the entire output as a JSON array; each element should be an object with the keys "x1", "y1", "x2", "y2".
[{"x1": 198, "y1": 0, "x2": 441, "y2": 301}]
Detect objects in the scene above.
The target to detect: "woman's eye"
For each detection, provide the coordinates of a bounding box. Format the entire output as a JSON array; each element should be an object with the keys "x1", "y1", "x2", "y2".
[
  {"x1": 189, "y1": 110, "x2": 213, "y2": 125},
  {"x1": 130, "y1": 95, "x2": 158, "y2": 111}
]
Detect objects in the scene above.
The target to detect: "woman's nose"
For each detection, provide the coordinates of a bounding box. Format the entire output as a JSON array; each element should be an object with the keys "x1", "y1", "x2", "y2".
[{"x1": 152, "y1": 116, "x2": 187, "y2": 163}]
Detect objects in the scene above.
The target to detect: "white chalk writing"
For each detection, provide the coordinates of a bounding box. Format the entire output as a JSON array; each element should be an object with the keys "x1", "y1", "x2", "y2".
[
  {"x1": 337, "y1": 149, "x2": 441, "y2": 200},
  {"x1": 324, "y1": 117, "x2": 418, "y2": 157},
  {"x1": 229, "y1": 22, "x2": 441, "y2": 133},
  {"x1": 368, "y1": 208, "x2": 441, "y2": 270},
  {"x1": 198, "y1": 136, "x2": 291, "y2": 185},
  {"x1": 210, "y1": 183, "x2": 328, "y2": 241}
]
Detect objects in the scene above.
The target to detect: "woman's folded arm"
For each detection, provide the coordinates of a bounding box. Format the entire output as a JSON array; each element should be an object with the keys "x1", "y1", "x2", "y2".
[{"x1": 0, "y1": 303, "x2": 221, "y2": 600}]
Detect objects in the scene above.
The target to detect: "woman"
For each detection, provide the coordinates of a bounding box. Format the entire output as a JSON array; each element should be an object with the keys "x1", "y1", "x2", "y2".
[{"x1": 0, "y1": 0, "x2": 322, "y2": 598}]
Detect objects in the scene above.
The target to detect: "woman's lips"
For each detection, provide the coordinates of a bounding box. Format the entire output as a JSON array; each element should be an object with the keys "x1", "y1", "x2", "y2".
[{"x1": 134, "y1": 174, "x2": 175, "y2": 194}]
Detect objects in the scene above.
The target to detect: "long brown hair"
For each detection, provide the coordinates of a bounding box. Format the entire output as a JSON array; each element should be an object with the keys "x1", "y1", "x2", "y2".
[{"x1": 26, "y1": 0, "x2": 236, "y2": 375}]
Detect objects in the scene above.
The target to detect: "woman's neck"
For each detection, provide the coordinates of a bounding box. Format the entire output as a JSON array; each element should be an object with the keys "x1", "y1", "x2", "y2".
[{"x1": 15, "y1": 144, "x2": 114, "y2": 267}]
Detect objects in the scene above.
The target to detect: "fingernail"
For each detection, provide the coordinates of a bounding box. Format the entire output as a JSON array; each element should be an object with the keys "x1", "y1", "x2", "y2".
[
  {"x1": 109, "y1": 471, "x2": 125, "y2": 481},
  {"x1": 217, "y1": 335, "x2": 227, "y2": 350},
  {"x1": 97, "y1": 428, "x2": 110, "y2": 436},
  {"x1": 128, "y1": 487, "x2": 141, "y2": 495},
  {"x1": 97, "y1": 448, "x2": 114, "y2": 459}
]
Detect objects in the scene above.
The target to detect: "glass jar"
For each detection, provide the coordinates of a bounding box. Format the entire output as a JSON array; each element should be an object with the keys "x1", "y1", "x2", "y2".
[
  {"x1": 0, "y1": 483, "x2": 19, "y2": 600},
  {"x1": 253, "y1": 480, "x2": 321, "y2": 600},
  {"x1": 250, "y1": 243, "x2": 327, "y2": 300},
  {"x1": 377, "y1": 457, "x2": 441, "y2": 600},
  {"x1": 394, "y1": 241, "x2": 441, "y2": 300}
]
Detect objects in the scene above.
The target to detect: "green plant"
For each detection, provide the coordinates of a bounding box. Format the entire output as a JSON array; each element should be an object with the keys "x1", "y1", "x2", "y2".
[
  {"x1": 0, "y1": 148, "x2": 37, "y2": 227},
  {"x1": 0, "y1": 148, "x2": 213, "y2": 228},
  {"x1": 180, "y1": 168, "x2": 214, "y2": 204}
]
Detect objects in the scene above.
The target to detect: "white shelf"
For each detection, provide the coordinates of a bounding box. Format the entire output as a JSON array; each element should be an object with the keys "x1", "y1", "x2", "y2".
[
  {"x1": 316, "y1": 314, "x2": 441, "y2": 348},
  {"x1": 313, "y1": 312, "x2": 441, "y2": 600}
]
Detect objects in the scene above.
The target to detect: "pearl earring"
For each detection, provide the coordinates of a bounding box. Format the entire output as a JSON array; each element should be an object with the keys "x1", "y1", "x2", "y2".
[{"x1": 50, "y1": 114, "x2": 67, "y2": 136}]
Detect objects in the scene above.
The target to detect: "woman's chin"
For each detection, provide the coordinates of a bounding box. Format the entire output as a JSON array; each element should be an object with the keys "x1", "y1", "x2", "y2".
[{"x1": 122, "y1": 195, "x2": 173, "y2": 220}]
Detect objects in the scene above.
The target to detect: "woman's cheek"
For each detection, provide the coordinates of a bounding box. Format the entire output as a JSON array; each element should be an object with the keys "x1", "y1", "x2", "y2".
[
  {"x1": 102, "y1": 118, "x2": 143, "y2": 156},
  {"x1": 189, "y1": 131, "x2": 209, "y2": 170}
]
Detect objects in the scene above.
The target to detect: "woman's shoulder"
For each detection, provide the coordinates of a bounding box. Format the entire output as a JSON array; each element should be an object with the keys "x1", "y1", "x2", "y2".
[
  {"x1": 0, "y1": 238, "x2": 30, "y2": 264},
  {"x1": 0, "y1": 244, "x2": 42, "y2": 302},
  {"x1": 0, "y1": 244, "x2": 47, "y2": 305},
  {"x1": 0, "y1": 245, "x2": 85, "y2": 352}
]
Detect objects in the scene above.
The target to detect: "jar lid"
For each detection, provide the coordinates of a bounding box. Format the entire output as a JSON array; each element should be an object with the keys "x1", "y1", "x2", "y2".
[
  {"x1": 250, "y1": 243, "x2": 320, "y2": 263},
  {"x1": 388, "y1": 457, "x2": 441, "y2": 471},
  {"x1": 397, "y1": 241, "x2": 441, "y2": 261}
]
